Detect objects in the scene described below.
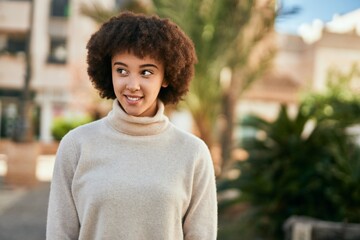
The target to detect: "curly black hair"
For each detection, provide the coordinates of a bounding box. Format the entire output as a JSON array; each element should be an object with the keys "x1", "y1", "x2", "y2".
[{"x1": 86, "y1": 11, "x2": 197, "y2": 105}]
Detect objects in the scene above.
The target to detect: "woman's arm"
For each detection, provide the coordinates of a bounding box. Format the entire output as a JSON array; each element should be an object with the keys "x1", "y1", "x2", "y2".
[
  {"x1": 183, "y1": 142, "x2": 218, "y2": 240},
  {"x1": 46, "y1": 133, "x2": 80, "y2": 240}
]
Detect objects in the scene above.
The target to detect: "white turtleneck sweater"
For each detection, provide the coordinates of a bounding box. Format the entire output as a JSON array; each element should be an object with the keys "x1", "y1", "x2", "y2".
[{"x1": 46, "y1": 100, "x2": 217, "y2": 240}]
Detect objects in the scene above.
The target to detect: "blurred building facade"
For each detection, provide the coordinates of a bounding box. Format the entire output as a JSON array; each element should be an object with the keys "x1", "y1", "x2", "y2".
[
  {"x1": 0, "y1": 0, "x2": 117, "y2": 142},
  {"x1": 239, "y1": 8, "x2": 360, "y2": 120},
  {"x1": 0, "y1": 1, "x2": 359, "y2": 142}
]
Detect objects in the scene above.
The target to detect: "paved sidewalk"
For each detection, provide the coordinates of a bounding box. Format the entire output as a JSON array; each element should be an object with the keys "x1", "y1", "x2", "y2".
[{"x1": 0, "y1": 179, "x2": 50, "y2": 240}]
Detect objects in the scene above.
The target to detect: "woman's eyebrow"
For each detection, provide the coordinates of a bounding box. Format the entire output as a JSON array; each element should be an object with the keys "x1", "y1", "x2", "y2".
[
  {"x1": 113, "y1": 62, "x2": 127, "y2": 67},
  {"x1": 140, "y1": 64, "x2": 159, "y2": 69},
  {"x1": 112, "y1": 62, "x2": 159, "y2": 69}
]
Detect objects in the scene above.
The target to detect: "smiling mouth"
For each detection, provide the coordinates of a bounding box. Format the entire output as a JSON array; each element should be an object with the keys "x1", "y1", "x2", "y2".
[{"x1": 125, "y1": 95, "x2": 143, "y2": 102}]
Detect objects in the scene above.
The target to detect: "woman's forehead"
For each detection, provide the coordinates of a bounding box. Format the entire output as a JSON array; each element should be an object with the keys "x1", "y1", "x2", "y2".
[{"x1": 112, "y1": 49, "x2": 164, "y2": 65}]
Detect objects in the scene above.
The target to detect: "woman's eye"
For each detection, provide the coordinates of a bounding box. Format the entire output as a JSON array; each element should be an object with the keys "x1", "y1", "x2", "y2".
[
  {"x1": 142, "y1": 70, "x2": 152, "y2": 76},
  {"x1": 116, "y1": 68, "x2": 128, "y2": 75}
]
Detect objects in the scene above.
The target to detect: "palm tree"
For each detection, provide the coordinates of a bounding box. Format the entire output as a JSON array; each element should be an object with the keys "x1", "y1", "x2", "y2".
[
  {"x1": 80, "y1": 0, "x2": 152, "y2": 24},
  {"x1": 153, "y1": 0, "x2": 277, "y2": 170}
]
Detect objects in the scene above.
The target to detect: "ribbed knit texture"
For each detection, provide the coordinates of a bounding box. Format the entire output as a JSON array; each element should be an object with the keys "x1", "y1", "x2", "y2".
[{"x1": 46, "y1": 100, "x2": 217, "y2": 240}]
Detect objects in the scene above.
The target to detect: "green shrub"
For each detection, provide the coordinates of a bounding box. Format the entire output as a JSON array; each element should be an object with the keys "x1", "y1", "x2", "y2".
[
  {"x1": 51, "y1": 115, "x2": 93, "y2": 141},
  {"x1": 218, "y1": 67, "x2": 360, "y2": 240}
]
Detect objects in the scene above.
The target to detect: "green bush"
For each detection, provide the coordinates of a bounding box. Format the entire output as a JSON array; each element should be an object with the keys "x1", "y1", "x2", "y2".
[
  {"x1": 51, "y1": 115, "x2": 93, "y2": 141},
  {"x1": 217, "y1": 67, "x2": 360, "y2": 240}
]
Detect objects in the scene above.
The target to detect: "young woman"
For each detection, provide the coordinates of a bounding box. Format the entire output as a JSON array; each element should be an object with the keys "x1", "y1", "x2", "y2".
[{"x1": 46, "y1": 11, "x2": 217, "y2": 240}]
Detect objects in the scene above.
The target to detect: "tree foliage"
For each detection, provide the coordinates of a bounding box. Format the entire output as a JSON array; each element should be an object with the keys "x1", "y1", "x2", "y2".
[
  {"x1": 153, "y1": 0, "x2": 277, "y2": 168},
  {"x1": 217, "y1": 66, "x2": 360, "y2": 239}
]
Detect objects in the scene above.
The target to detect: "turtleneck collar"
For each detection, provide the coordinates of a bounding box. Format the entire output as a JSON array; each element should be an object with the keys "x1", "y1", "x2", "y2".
[{"x1": 106, "y1": 100, "x2": 170, "y2": 136}]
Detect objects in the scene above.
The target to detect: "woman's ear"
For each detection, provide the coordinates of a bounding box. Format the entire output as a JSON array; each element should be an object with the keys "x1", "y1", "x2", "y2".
[{"x1": 162, "y1": 79, "x2": 168, "y2": 88}]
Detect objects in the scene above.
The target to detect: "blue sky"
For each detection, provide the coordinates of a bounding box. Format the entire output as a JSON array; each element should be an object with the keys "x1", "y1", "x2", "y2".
[{"x1": 276, "y1": 0, "x2": 360, "y2": 34}]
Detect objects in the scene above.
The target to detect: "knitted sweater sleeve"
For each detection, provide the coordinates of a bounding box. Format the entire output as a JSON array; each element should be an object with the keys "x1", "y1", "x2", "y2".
[
  {"x1": 183, "y1": 141, "x2": 218, "y2": 240},
  {"x1": 46, "y1": 132, "x2": 80, "y2": 240}
]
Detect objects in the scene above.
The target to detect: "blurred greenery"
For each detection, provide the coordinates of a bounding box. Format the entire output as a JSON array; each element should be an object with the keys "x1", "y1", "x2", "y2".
[
  {"x1": 51, "y1": 116, "x2": 93, "y2": 141},
  {"x1": 217, "y1": 66, "x2": 360, "y2": 239},
  {"x1": 153, "y1": 0, "x2": 277, "y2": 167}
]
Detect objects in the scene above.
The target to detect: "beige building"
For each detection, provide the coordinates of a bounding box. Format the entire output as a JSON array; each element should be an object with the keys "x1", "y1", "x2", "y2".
[
  {"x1": 0, "y1": 1, "x2": 359, "y2": 142},
  {"x1": 239, "y1": 9, "x2": 360, "y2": 120},
  {"x1": 0, "y1": 0, "x2": 117, "y2": 142}
]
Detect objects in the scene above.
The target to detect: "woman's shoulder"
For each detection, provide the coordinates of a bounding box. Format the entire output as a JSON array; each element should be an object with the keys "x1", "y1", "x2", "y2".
[
  {"x1": 168, "y1": 124, "x2": 213, "y2": 172},
  {"x1": 168, "y1": 122, "x2": 209, "y2": 151}
]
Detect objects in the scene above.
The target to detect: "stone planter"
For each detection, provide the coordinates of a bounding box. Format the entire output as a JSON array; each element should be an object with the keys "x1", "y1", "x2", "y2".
[
  {"x1": 39, "y1": 141, "x2": 59, "y2": 155},
  {"x1": 4, "y1": 141, "x2": 40, "y2": 187},
  {"x1": 284, "y1": 216, "x2": 360, "y2": 240}
]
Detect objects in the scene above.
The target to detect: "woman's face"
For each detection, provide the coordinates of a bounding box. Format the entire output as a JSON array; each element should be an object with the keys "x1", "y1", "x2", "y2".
[{"x1": 111, "y1": 52, "x2": 167, "y2": 117}]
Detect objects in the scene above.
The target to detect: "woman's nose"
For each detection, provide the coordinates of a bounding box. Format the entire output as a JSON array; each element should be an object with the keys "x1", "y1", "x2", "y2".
[{"x1": 126, "y1": 76, "x2": 140, "y2": 92}]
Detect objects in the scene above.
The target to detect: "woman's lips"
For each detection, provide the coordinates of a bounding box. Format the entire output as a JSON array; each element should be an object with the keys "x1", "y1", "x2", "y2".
[{"x1": 124, "y1": 95, "x2": 143, "y2": 103}]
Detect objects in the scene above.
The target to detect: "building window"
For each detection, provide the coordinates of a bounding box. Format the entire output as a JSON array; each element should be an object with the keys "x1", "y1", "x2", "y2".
[
  {"x1": 0, "y1": 35, "x2": 27, "y2": 56},
  {"x1": 0, "y1": 35, "x2": 7, "y2": 54},
  {"x1": 47, "y1": 38, "x2": 67, "y2": 64},
  {"x1": 0, "y1": 102, "x2": 18, "y2": 139},
  {"x1": 50, "y1": 0, "x2": 69, "y2": 17},
  {"x1": 7, "y1": 37, "x2": 26, "y2": 54}
]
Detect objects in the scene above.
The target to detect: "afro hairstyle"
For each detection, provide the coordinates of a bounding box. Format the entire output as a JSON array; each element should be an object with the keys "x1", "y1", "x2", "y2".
[{"x1": 86, "y1": 11, "x2": 197, "y2": 105}]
